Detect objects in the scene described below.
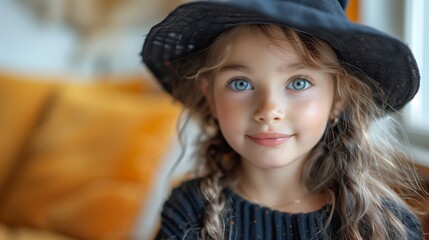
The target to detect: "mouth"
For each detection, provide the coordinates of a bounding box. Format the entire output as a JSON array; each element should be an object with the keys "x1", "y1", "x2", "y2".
[{"x1": 246, "y1": 133, "x2": 293, "y2": 147}]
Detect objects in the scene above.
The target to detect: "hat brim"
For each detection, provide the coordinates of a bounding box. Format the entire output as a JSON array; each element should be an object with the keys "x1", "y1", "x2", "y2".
[{"x1": 142, "y1": 1, "x2": 419, "y2": 111}]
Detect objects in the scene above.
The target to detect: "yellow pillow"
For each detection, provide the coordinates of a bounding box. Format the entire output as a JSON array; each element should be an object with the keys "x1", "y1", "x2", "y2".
[{"x1": 0, "y1": 84, "x2": 181, "y2": 240}]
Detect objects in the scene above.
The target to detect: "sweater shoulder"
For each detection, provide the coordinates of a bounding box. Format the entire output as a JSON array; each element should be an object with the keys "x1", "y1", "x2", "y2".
[
  {"x1": 164, "y1": 177, "x2": 205, "y2": 220},
  {"x1": 384, "y1": 200, "x2": 424, "y2": 240},
  {"x1": 155, "y1": 178, "x2": 205, "y2": 239}
]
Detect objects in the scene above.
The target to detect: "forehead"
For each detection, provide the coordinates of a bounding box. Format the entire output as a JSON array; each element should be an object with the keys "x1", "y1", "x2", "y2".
[{"x1": 224, "y1": 25, "x2": 304, "y2": 66}]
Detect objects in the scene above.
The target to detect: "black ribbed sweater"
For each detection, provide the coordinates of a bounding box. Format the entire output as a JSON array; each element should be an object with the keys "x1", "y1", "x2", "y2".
[{"x1": 155, "y1": 178, "x2": 423, "y2": 239}]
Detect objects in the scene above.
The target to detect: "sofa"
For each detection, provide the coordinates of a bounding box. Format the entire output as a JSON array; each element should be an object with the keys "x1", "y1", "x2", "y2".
[{"x1": 0, "y1": 70, "x2": 182, "y2": 239}]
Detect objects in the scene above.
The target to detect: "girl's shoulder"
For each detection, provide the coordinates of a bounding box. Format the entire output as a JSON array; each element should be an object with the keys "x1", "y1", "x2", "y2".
[
  {"x1": 161, "y1": 177, "x2": 206, "y2": 221},
  {"x1": 382, "y1": 199, "x2": 424, "y2": 239},
  {"x1": 167, "y1": 177, "x2": 205, "y2": 205},
  {"x1": 155, "y1": 178, "x2": 205, "y2": 239}
]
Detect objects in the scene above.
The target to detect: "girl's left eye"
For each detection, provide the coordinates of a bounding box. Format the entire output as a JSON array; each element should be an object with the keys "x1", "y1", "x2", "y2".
[
  {"x1": 286, "y1": 78, "x2": 312, "y2": 91},
  {"x1": 228, "y1": 79, "x2": 254, "y2": 91}
]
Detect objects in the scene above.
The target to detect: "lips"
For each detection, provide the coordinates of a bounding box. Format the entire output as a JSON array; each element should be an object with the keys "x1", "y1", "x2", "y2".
[{"x1": 247, "y1": 133, "x2": 293, "y2": 147}]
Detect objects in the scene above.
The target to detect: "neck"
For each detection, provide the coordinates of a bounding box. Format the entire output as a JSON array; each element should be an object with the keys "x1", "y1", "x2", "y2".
[
  {"x1": 239, "y1": 157, "x2": 306, "y2": 196},
  {"x1": 235, "y1": 158, "x2": 328, "y2": 213}
]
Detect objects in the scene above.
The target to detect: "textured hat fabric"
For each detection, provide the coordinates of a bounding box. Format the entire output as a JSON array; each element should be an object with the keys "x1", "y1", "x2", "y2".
[{"x1": 141, "y1": 0, "x2": 420, "y2": 111}]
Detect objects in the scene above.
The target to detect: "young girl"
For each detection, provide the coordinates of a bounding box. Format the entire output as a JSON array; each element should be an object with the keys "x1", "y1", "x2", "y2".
[{"x1": 142, "y1": 0, "x2": 426, "y2": 239}]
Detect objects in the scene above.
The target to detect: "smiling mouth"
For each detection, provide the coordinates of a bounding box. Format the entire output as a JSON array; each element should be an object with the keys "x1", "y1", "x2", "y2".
[{"x1": 247, "y1": 133, "x2": 293, "y2": 147}]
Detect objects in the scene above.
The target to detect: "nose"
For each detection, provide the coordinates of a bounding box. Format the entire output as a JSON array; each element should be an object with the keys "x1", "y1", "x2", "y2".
[{"x1": 253, "y1": 91, "x2": 285, "y2": 123}]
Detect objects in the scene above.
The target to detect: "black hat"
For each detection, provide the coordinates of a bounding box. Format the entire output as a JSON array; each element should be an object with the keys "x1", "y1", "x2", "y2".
[{"x1": 141, "y1": 0, "x2": 419, "y2": 111}]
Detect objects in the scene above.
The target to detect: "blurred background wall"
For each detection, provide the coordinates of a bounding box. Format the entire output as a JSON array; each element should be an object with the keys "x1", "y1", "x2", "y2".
[
  {"x1": 0, "y1": 0, "x2": 428, "y2": 239},
  {"x1": 0, "y1": 0, "x2": 184, "y2": 77}
]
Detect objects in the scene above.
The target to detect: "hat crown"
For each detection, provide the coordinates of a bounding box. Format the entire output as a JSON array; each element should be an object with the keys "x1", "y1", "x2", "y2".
[{"x1": 228, "y1": 0, "x2": 347, "y2": 18}]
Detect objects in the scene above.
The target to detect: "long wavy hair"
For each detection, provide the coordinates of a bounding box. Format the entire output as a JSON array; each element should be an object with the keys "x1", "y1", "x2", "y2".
[{"x1": 171, "y1": 24, "x2": 426, "y2": 239}]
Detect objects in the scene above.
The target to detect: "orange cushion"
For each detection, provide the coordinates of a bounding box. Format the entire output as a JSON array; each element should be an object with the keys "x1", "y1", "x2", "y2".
[
  {"x1": 92, "y1": 74, "x2": 162, "y2": 93},
  {"x1": 0, "y1": 72, "x2": 59, "y2": 190},
  {"x1": 0, "y1": 83, "x2": 181, "y2": 239}
]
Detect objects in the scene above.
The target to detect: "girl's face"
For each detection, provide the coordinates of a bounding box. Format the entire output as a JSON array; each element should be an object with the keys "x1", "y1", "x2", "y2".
[{"x1": 209, "y1": 27, "x2": 337, "y2": 169}]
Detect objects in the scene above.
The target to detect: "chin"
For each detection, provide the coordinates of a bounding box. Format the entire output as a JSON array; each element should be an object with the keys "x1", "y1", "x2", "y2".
[{"x1": 250, "y1": 157, "x2": 297, "y2": 169}]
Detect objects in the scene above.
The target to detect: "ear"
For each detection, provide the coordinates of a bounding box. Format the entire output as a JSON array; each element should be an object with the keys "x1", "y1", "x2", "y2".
[
  {"x1": 201, "y1": 78, "x2": 217, "y2": 119},
  {"x1": 330, "y1": 96, "x2": 345, "y2": 120}
]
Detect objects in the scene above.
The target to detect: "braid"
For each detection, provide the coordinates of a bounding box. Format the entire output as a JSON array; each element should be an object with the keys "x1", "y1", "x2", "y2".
[
  {"x1": 199, "y1": 130, "x2": 240, "y2": 239},
  {"x1": 200, "y1": 175, "x2": 226, "y2": 239}
]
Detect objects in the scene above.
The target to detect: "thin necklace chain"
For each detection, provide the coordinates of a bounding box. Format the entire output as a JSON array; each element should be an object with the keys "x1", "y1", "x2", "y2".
[{"x1": 236, "y1": 185, "x2": 312, "y2": 209}]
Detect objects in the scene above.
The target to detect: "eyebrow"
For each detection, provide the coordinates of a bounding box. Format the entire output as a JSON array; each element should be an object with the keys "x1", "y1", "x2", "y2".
[
  {"x1": 218, "y1": 64, "x2": 251, "y2": 73},
  {"x1": 277, "y1": 63, "x2": 307, "y2": 72},
  {"x1": 218, "y1": 62, "x2": 308, "y2": 74}
]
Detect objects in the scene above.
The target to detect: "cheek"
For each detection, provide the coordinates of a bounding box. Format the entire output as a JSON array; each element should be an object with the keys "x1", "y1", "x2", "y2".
[
  {"x1": 214, "y1": 96, "x2": 234, "y2": 119},
  {"x1": 217, "y1": 101, "x2": 246, "y2": 120},
  {"x1": 294, "y1": 99, "x2": 332, "y2": 134},
  {"x1": 214, "y1": 94, "x2": 250, "y2": 136}
]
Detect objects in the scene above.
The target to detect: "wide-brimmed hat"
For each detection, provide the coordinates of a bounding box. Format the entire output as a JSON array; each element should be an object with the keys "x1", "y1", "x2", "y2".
[{"x1": 141, "y1": 0, "x2": 419, "y2": 111}]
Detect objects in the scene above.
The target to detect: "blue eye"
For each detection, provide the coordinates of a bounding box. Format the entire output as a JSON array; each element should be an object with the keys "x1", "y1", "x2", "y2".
[
  {"x1": 228, "y1": 79, "x2": 254, "y2": 91},
  {"x1": 286, "y1": 78, "x2": 311, "y2": 90}
]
